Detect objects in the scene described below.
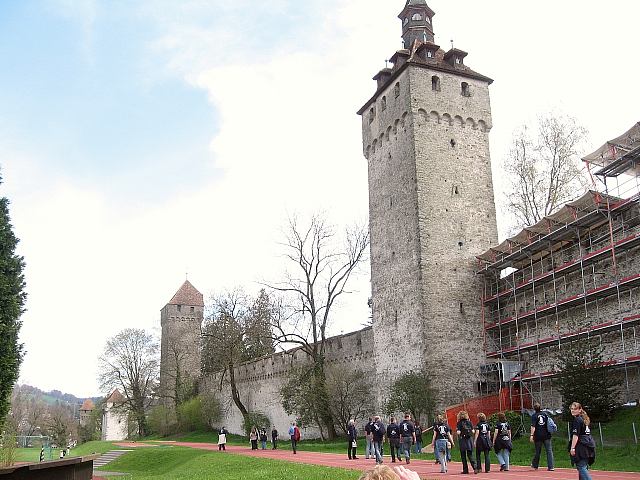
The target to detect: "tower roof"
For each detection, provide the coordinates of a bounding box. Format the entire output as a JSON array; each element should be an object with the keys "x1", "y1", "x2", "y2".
[
  {"x1": 80, "y1": 399, "x2": 95, "y2": 411},
  {"x1": 168, "y1": 280, "x2": 204, "y2": 307},
  {"x1": 106, "y1": 389, "x2": 125, "y2": 404}
]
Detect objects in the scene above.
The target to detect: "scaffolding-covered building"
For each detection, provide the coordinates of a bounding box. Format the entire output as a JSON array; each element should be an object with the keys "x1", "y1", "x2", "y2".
[{"x1": 476, "y1": 122, "x2": 640, "y2": 410}]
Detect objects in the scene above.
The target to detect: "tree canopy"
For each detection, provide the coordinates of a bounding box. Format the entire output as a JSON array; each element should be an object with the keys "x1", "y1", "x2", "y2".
[{"x1": 0, "y1": 179, "x2": 27, "y2": 430}]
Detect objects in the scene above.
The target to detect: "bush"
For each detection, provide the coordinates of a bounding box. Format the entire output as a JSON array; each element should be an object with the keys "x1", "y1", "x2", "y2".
[
  {"x1": 148, "y1": 405, "x2": 177, "y2": 437},
  {"x1": 177, "y1": 397, "x2": 206, "y2": 432},
  {"x1": 199, "y1": 393, "x2": 222, "y2": 429},
  {"x1": 488, "y1": 410, "x2": 526, "y2": 439},
  {"x1": 0, "y1": 422, "x2": 17, "y2": 467},
  {"x1": 241, "y1": 411, "x2": 271, "y2": 436}
]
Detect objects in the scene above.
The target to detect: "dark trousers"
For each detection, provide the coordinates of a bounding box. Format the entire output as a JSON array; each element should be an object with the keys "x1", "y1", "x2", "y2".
[
  {"x1": 389, "y1": 438, "x2": 401, "y2": 461},
  {"x1": 348, "y1": 441, "x2": 357, "y2": 459},
  {"x1": 532, "y1": 439, "x2": 554, "y2": 469},
  {"x1": 475, "y1": 446, "x2": 490, "y2": 472},
  {"x1": 272, "y1": 437, "x2": 278, "y2": 449},
  {"x1": 461, "y1": 449, "x2": 476, "y2": 473},
  {"x1": 218, "y1": 444, "x2": 225, "y2": 451},
  {"x1": 291, "y1": 436, "x2": 297, "y2": 453},
  {"x1": 251, "y1": 440, "x2": 258, "y2": 450}
]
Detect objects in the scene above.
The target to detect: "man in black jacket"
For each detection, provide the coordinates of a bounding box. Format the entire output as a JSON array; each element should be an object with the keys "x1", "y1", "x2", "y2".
[{"x1": 386, "y1": 417, "x2": 401, "y2": 463}]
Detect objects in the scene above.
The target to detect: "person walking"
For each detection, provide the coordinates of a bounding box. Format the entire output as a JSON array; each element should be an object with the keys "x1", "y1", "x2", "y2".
[
  {"x1": 492, "y1": 412, "x2": 512, "y2": 472},
  {"x1": 413, "y1": 421, "x2": 423, "y2": 454},
  {"x1": 271, "y1": 426, "x2": 279, "y2": 449},
  {"x1": 372, "y1": 415, "x2": 386, "y2": 464},
  {"x1": 569, "y1": 402, "x2": 596, "y2": 480},
  {"x1": 348, "y1": 419, "x2": 359, "y2": 460},
  {"x1": 288, "y1": 421, "x2": 300, "y2": 454},
  {"x1": 456, "y1": 410, "x2": 477, "y2": 474},
  {"x1": 398, "y1": 413, "x2": 416, "y2": 465},
  {"x1": 431, "y1": 415, "x2": 454, "y2": 474},
  {"x1": 474, "y1": 412, "x2": 492, "y2": 473},
  {"x1": 530, "y1": 402, "x2": 554, "y2": 471},
  {"x1": 386, "y1": 417, "x2": 401, "y2": 463},
  {"x1": 259, "y1": 427, "x2": 268, "y2": 450},
  {"x1": 250, "y1": 426, "x2": 258, "y2": 450},
  {"x1": 218, "y1": 426, "x2": 228, "y2": 451},
  {"x1": 365, "y1": 417, "x2": 375, "y2": 460}
]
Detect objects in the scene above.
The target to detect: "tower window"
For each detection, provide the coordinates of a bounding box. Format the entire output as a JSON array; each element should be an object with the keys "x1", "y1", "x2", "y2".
[
  {"x1": 369, "y1": 107, "x2": 376, "y2": 124},
  {"x1": 394, "y1": 82, "x2": 400, "y2": 98},
  {"x1": 461, "y1": 82, "x2": 471, "y2": 97},
  {"x1": 190, "y1": 306, "x2": 194, "y2": 313},
  {"x1": 432, "y1": 75, "x2": 441, "y2": 91},
  {"x1": 177, "y1": 305, "x2": 182, "y2": 312},
  {"x1": 381, "y1": 96, "x2": 387, "y2": 111},
  {"x1": 412, "y1": 13, "x2": 422, "y2": 21},
  {"x1": 404, "y1": 17, "x2": 409, "y2": 25}
]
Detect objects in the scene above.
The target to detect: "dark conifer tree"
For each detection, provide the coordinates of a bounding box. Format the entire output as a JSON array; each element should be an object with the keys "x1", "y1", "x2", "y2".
[
  {"x1": 0, "y1": 176, "x2": 27, "y2": 429},
  {"x1": 554, "y1": 339, "x2": 619, "y2": 421}
]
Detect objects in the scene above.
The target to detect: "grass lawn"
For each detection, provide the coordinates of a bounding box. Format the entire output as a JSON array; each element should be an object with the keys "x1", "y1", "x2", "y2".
[
  {"x1": 97, "y1": 446, "x2": 360, "y2": 480},
  {"x1": 15, "y1": 440, "x2": 132, "y2": 463}
]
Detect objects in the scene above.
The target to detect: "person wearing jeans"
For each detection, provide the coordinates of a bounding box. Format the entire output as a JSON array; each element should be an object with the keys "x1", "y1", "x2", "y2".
[
  {"x1": 431, "y1": 415, "x2": 454, "y2": 474},
  {"x1": 493, "y1": 413, "x2": 512, "y2": 472},
  {"x1": 530, "y1": 403, "x2": 554, "y2": 471},
  {"x1": 569, "y1": 402, "x2": 596, "y2": 480},
  {"x1": 365, "y1": 417, "x2": 374, "y2": 460},
  {"x1": 372, "y1": 415, "x2": 386, "y2": 464}
]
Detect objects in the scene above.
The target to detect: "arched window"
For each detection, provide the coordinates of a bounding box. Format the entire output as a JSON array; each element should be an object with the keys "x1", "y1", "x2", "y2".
[
  {"x1": 369, "y1": 106, "x2": 376, "y2": 124},
  {"x1": 381, "y1": 96, "x2": 387, "y2": 111},
  {"x1": 394, "y1": 82, "x2": 400, "y2": 98},
  {"x1": 403, "y1": 17, "x2": 409, "y2": 25},
  {"x1": 432, "y1": 75, "x2": 441, "y2": 92},
  {"x1": 412, "y1": 13, "x2": 422, "y2": 21},
  {"x1": 461, "y1": 82, "x2": 471, "y2": 97}
]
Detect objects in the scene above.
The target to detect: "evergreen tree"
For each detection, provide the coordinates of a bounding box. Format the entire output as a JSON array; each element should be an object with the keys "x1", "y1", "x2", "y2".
[
  {"x1": 554, "y1": 339, "x2": 619, "y2": 421},
  {"x1": 0, "y1": 177, "x2": 26, "y2": 429}
]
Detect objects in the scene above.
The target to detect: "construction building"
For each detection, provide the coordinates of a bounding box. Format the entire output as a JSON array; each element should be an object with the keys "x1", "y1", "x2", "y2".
[{"x1": 476, "y1": 123, "x2": 640, "y2": 410}]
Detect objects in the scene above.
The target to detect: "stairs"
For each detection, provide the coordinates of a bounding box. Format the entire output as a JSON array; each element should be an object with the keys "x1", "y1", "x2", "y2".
[{"x1": 93, "y1": 450, "x2": 132, "y2": 468}]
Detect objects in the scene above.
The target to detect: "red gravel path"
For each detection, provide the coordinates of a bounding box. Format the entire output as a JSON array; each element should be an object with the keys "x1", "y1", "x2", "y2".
[{"x1": 168, "y1": 442, "x2": 640, "y2": 480}]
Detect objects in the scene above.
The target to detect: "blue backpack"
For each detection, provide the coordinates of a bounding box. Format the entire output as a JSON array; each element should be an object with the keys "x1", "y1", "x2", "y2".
[{"x1": 547, "y1": 416, "x2": 558, "y2": 434}]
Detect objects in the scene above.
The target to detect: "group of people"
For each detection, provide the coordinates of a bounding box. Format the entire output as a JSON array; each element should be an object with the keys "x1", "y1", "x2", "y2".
[
  {"x1": 218, "y1": 422, "x2": 302, "y2": 454},
  {"x1": 350, "y1": 401, "x2": 596, "y2": 479}
]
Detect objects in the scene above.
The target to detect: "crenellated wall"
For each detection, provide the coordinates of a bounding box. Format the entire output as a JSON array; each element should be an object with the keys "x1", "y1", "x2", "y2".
[{"x1": 201, "y1": 327, "x2": 374, "y2": 437}]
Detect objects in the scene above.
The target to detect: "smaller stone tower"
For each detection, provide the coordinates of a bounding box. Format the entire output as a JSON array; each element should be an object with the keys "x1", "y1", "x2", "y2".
[{"x1": 159, "y1": 280, "x2": 204, "y2": 407}]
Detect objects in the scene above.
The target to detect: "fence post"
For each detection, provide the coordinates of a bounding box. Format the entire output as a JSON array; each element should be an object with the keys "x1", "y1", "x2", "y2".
[
  {"x1": 633, "y1": 422, "x2": 638, "y2": 445},
  {"x1": 598, "y1": 422, "x2": 604, "y2": 448}
]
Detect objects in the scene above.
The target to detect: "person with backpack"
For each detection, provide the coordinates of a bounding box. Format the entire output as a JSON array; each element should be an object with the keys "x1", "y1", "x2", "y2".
[
  {"x1": 413, "y1": 421, "x2": 423, "y2": 454},
  {"x1": 431, "y1": 414, "x2": 454, "y2": 474},
  {"x1": 456, "y1": 410, "x2": 477, "y2": 474},
  {"x1": 474, "y1": 412, "x2": 492, "y2": 473},
  {"x1": 569, "y1": 402, "x2": 596, "y2": 480},
  {"x1": 530, "y1": 402, "x2": 555, "y2": 471},
  {"x1": 492, "y1": 412, "x2": 512, "y2": 472},
  {"x1": 372, "y1": 415, "x2": 386, "y2": 464},
  {"x1": 386, "y1": 417, "x2": 401, "y2": 463},
  {"x1": 288, "y1": 421, "x2": 301, "y2": 454}
]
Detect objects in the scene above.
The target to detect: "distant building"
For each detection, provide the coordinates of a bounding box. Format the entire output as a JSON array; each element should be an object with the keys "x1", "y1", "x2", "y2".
[
  {"x1": 79, "y1": 399, "x2": 94, "y2": 427},
  {"x1": 101, "y1": 389, "x2": 128, "y2": 441}
]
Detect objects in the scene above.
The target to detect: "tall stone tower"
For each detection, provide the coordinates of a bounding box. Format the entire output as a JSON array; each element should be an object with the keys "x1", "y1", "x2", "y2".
[
  {"x1": 358, "y1": 0, "x2": 498, "y2": 408},
  {"x1": 159, "y1": 280, "x2": 204, "y2": 407}
]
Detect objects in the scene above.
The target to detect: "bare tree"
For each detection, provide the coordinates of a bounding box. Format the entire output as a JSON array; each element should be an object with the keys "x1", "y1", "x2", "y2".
[
  {"x1": 267, "y1": 214, "x2": 369, "y2": 439},
  {"x1": 326, "y1": 367, "x2": 374, "y2": 434},
  {"x1": 98, "y1": 328, "x2": 159, "y2": 437},
  {"x1": 504, "y1": 114, "x2": 588, "y2": 230},
  {"x1": 201, "y1": 289, "x2": 275, "y2": 425}
]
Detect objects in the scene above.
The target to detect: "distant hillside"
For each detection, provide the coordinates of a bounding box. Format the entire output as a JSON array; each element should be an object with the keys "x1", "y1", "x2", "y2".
[{"x1": 17, "y1": 384, "x2": 102, "y2": 406}]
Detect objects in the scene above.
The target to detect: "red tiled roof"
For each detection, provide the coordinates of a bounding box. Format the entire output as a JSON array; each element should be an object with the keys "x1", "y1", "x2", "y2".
[
  {"x1": 168, "y1": 280, "x2": 204, "y2": 307},
  {"x1": 106, "y1": 389, "x2": 126, "y2": 404},
  {"x1": 80, "y1": 399, "x2": 95, "y2": 411}
]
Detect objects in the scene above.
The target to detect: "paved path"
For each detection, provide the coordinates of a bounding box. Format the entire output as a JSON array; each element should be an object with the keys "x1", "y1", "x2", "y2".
[{"x1": 168, "y1": 441, "x2": 640, "y2": 480}]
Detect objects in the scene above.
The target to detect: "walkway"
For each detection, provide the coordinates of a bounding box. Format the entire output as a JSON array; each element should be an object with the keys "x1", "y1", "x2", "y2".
[{"x1": 168, "y1": 442, "x2": 640, "y2": 480}]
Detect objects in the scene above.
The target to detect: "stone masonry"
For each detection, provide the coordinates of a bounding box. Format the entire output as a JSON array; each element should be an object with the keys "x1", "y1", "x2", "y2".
[{"x1": 358, "y1": 0, "x2": 498, "y2": 407}]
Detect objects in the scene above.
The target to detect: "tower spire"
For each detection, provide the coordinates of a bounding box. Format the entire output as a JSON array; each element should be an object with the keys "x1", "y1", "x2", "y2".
[{"x1": 398, "y1": 0, "x2": 435, "y2": 49}]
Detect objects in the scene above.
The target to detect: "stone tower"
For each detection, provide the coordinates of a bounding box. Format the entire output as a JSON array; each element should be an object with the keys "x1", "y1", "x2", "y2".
[
  {"x1": 159, "y1": 280, "x2": 204, "y2": 407},
  {"x1": 358, "y1": 0, "x2": 498, "y2": 408}
]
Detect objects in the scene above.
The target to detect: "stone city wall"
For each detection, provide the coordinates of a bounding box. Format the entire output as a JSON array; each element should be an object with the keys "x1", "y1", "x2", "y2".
[{"x1": 201, "y1": 327, "x2": 374, "y2": 438}]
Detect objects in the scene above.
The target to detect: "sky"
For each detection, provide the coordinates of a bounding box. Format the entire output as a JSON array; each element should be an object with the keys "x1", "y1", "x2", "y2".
[{"x1": 2, "y1": 0, "x2": 639, "y2": 398}]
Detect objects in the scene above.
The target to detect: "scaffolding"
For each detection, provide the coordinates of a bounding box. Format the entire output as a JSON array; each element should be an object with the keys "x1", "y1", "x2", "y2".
[{"x1": 476, "y1": 122, "x2": 640, "y2": 410}]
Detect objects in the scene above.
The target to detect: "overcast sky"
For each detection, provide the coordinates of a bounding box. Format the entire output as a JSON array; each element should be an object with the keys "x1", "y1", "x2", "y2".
[{"x1": 2, "y1": 0, "x2": 639, "y2": 398}]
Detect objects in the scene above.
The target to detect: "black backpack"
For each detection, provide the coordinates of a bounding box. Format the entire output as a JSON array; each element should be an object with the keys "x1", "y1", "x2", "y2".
[{"x1": 460, "y1": 420, "x2": 473, "y2": 439}]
